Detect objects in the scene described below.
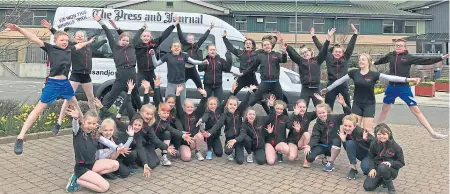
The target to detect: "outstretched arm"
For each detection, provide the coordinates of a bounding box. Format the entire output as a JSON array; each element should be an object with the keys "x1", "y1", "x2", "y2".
[
  {"x1": 6, "y1": 24, "x2": 44, "y2": 47},
  {"x1": 324, "y1": 74, "x2": 350, "y2": 92},
  {"x1": 310, "y1": 27, "x2": 323, "y2": 51},
  {"x1": 223, "y1": 34, "x2": 242, "y2": 56},
  {"x1": 156, "y1": 23, "x2": 176, "y2": 45},
  {"x1": 195, "y1": 24, "x2": 212, "y2": 47},
  {"x1": 409, "y1": 55, "x2": 445, "y2": 65},
  {"x1": 150, "y1": 50, "x2": 166, "y2": 67},
  {"x1": 344, "y1": 24, "x2": 358, "y2": 59}
]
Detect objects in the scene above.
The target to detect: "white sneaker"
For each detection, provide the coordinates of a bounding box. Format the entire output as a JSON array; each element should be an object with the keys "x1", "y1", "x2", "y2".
[
  {"x1": 196, "y1": 152, "x2": 204, "y2": 161},
  {"x1": 161, "y1": 155, "x2": 172, "y2": 166},
  {"x1": 228, "y1": 154, "x2": 234, "y2": 161},
  {"x1": 247, "y1": 153, "x2": 254, "y2": 163}
]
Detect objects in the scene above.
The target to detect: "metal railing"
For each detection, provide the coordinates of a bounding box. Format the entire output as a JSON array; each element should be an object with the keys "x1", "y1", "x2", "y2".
[{"x1": 25, "y1": 45, "x2": 47, "y2": 63}]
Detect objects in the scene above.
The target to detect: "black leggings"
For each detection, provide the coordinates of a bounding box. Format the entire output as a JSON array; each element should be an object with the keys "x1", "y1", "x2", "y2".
[
  {"x1": 137, "y1": 144, "x2": 160, "y2": 169},
  {"x1": 300, "y1": 87, "x2": 321, "y2": 108},
  {"x1": 249, "y1": 82, "x2": 283, "y2": 106},
  {"x1": 253, "y1": 148, "x2": 266, "y2": 165},
  {"x1": 224, "y1": 137, "x2": 251, "y2": 164},
  {"x1": 306, "y1": 138, "x2": 341, "y2": 163},
  {"x1": 233, "y1": 73, "x2": 259, "y2": 95},
  {"x1": 206, "y1": 134, "x2": 223, "y2": 157},
  {"x1": 138, "y1": 70, "x2": 156, "y2": 90},
  {"x1": 363, "y1": 164, "x2": 399, "y2": 191},
  {"x1": 185, "y1": 67, "x2": 203, "y2": 89},
  {"x1": 325, "y1": 82, "x2": 351, "y2": 110},
  {"x1": 102, "y1": 68, "x2": 142, "y2": 110},
  {"x1": 204, "y1": 85, "x2": 224, "y2": 103}
]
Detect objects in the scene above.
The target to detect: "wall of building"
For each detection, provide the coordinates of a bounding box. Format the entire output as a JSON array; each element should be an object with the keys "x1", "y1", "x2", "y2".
[{"x1": 422, "y1": 1, "x2": 449, "y2": 33}]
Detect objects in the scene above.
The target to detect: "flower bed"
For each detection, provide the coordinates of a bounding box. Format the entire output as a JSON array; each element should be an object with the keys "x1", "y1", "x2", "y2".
[{"x1": 0, "y1": 100, "x2": 94, "y2": 137}]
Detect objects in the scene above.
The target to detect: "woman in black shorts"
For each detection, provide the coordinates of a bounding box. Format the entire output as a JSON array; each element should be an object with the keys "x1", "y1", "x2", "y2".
[{"x1": 321, "y1": 53, "x2": 420, "y2": 131}]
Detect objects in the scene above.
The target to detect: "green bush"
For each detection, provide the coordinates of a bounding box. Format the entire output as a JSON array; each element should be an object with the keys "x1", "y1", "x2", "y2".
[
  {"x1": 435, "y1": 78, "x2": 449, "y2": 83},
  {"x1": 417, "y1": 82, "x2": 434, "y2": 86},
  {"x1": 0, "y1": 99, "x2": 116, "y2": 137}
]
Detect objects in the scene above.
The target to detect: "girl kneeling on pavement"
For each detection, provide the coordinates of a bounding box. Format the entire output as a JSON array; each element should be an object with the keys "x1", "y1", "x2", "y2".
[
  {"x1": 304, "y1": 94, "x2": 351, "y2": 171},
  {"x1": 65, "y1": 108, "x2": 130, "y2": 193},
  {"x1": 206, "y1": 84, "x2": 254, "y2": 164},
  {"x1": 364, "y1": 123, "x2": 404, "y2": 194},
  {"x1": 339, "y1": 114, "x2": 375, "y2": 180},
  {"x1": 242, "y1": 107, "x2": 271, "y2": 165}
]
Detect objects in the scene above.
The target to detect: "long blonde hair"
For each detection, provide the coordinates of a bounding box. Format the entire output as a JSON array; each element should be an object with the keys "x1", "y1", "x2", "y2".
[
  {"x1": 140, "y1": 104, "x2": 156, "y2": 126},
  {"x1": 359, "y1": 53, "x2": 373, "y2": 70},
  {"x1": 100, "y1": 118, "x2": 117, "y2": 138},
  {"x1": 342, "y1": 114, "x2": 359, "y2": 127}
]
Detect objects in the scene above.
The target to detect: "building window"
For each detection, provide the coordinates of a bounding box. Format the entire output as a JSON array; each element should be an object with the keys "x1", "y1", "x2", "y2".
[
  {"x1": 405, "y1": 21, "x2": 417, "y2": 33},
  {"x1": 166, "y1": 2, "x2": 173, "y2": 8},
  {"x1": 265, "y1": 17, "x2": 277, "y2": 32},
  {"x1": 348, "y1": 19, "x2": 360, "y2": 33},
  {"x1": 235, "y1": 16, "x2": 247, "y2": 31},
  {"x1": 289, "y1": 17, "x2": 301, "y2": 32},
  {"x1": 383, "y1": 20, "x2": 416, "y2": 34},
  {"x1": 5, "y1": 10, "x2": 47, "y2": 26},
  {"x1": 313, "y1": 18, "x2": 325, "y2": 33},
  {"x1": 383, "y1": 20, "x2": 394, "y2": 33},
  {"x1": 301, "y1": 18, "x2": 313, "y2": 32}
]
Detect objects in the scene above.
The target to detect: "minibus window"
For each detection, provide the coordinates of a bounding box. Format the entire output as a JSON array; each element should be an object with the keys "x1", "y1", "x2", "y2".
[{"x1": 227, "y1": 40, "x2": 244, "y2": 68}]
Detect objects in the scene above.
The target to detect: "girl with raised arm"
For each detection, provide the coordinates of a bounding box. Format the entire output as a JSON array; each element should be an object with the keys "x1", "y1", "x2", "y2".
[
  {"x1": 7, "y1": 23, "x2": 94, "y2": 155},
  {"x1": 285, "y1": 28, "x2": 334, "y2": 107},
  {"x1": 311, "y1": 25, "x2": 358, "y2": 110},
  {"x1": 64, "y1": 108, "x2": 129, "y2": 193},
  {"x1": 149, "y1": 43, "x2": 208, "y2": 103},
  {"x1": 176, "y1": 17, "x2": 213, "y2": 89},
  {"x1": 198, "y1": 44, "x2": 232, "y2": 103},
  {"x1": 321, "y1": 53, "x2": 420, "y2": 131},
  {"x1": 40, "y1": 19, "x2": 108, "y2": 135},
  {"x1": 94, "y1": 15, "x2": 143, "y2": 111}
]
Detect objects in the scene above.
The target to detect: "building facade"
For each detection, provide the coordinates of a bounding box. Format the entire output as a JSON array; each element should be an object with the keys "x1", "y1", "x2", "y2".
[{"x1": 0, "y1": 0, "x2": 442, "y2": 64}]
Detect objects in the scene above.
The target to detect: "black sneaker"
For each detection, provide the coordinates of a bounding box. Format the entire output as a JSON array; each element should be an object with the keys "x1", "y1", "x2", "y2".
[
  {"x1": 14, "y1": 139, "x2": 24, "y2": 155},
  {"x1": 277, "y1": 152, "x2": 283, "y2": 163},
  {"x1": 53, "y1": 124, "x2": 61, "y2": 136},
  {"x1": 102, "y1": 173, "x2": 117, "y2": 180},
  {"x1": 346, "y1": 169, "x2": 358, "y2": 180}
]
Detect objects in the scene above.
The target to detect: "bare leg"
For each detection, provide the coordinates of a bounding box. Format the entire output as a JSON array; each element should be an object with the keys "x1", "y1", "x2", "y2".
[
  {"x1": 92, "y1": 159, "x2": 120, "y2": 175},
  {"x1": 362, "y1": 117, "x2": 373, "y2": 132},
  {"x1": 330, "y1": 146, "x2": 341, "y2": 163},
  {"x1": 355, "y1": 115, "x2": 363, "y2": 127},
  {"x1": 81, "y1": 82, "x2": 96, "y2": 110},
  {"x1": 409, "y1": 106, "x2": 448, "y2": 139},
  {"x1": 287, "y1": 143, "x2": 298, "y2": 161},
  {"x1": 376, "y1": 103, "x2": 391, "y2": 126},
  {"x1": 76, "y1": 171, "x2": 109, "y2": 193},
  {"x1": 194, "y1": 133, "x2": 204, "y2": 152},
  {"x1": 17, "y1": 101, "x2": 48, "y2": 139},
  {"x1": 275, "y1": 142, "x2": 290, "y2": 155},
  {"x1": 180, "y1": 145, "x2": 192, "y2": 162},
  {"x1": 57, "y1": 81, "x2": 80, "y2": 125},
  {"x1": 265, "y1": 143, "x2": 276, "y2": 165}
]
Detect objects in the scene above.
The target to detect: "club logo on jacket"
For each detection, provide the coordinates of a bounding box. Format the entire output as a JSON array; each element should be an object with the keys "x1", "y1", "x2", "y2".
[
  {"x1": 271, "y1": 56, "x2": 277, "y2": 59},
  {"x1": 364, "y1": 77, "x2": 372, "y2": 82},
  {"x1": 400, "y1": 57, "x2": 408, "y2": 61},
  {"x1": 386, "y1": 149, "x2": 395, "y2": 156},
  {"x1": 328, "y1": 121, "x2": 335, "y2": 128},
  {"x1": 177, "y1": 57, "x2": 184, "y2": 61}
]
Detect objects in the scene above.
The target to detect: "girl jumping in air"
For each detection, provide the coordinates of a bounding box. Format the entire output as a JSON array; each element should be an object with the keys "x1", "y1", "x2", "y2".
[
  {"x1": 176, "y1": 16, "x2": 214, "y2": 89},
  {"x1": 7, "y1": 23, "x2": 94, "y2": 155},
  {"x1": 199, "y1": 44, "x2": 232, "y2": 103},
  {"x1": 40, "y1": 19, "x2": 108, "y2": 135},
  {"x1": 95, "y1": 15, "x2": 143, "y2": 111},
  {"x1": 311, "y1": 24, "x2": 358, "y2": 110},
  {"x1": 322, "y1": 53, "x2": 420, "y2": 131},
  {"x1": 149, "y1": 43, "x2": 208, "y2": 103},
  {"x1": 284, "y1": 28, "x2": 334, "y2": 107}
]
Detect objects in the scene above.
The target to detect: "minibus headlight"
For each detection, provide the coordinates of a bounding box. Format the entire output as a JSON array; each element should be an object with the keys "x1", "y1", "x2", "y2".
[{"x1": 286, "y1": 72, "x2": 301, "y2": 84}]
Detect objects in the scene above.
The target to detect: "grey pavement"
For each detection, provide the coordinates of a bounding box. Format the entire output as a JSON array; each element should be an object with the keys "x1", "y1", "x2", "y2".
[{"x1": 0, "y1": 124, "x2": 448, "y2": 194}]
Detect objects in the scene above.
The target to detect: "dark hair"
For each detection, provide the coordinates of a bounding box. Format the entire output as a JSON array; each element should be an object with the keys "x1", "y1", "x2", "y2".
[
  {"x1": 165, "y1": 94, "x2": 176, "y2": 102},
  {"x1": 374, "y1": 123, "x2": 393, "y2": 140},
  {"x1": 244, "y1": 39, "x2": 256, "y2": 50},
  {"x1": 130, "y1": 114, "x2": 144, "y2": 125}
]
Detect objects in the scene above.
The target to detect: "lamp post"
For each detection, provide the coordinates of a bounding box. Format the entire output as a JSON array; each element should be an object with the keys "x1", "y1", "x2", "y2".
[{"x1": 294, "y1": 0, "x2": 298, "y2": 70}]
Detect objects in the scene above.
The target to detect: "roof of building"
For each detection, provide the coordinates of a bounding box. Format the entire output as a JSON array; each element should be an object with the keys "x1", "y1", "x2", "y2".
[
  {"x1": 210, "y1": 0, "x2": 432, "y2": 19},
  {"x1": 396, "y1": 0, "x2": 443, "y2": 10},
  {"x1": 0, "y1": 0, "x2": 126, "y2": 9},
  {"x1": 405, "y1": 33, "x2": 449, "y2": 42}
]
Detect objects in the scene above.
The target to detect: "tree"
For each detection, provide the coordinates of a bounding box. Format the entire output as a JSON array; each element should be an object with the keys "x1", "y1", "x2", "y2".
[{"x1": 0, "y1": 0, "x2": 50, "y2": 76}]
